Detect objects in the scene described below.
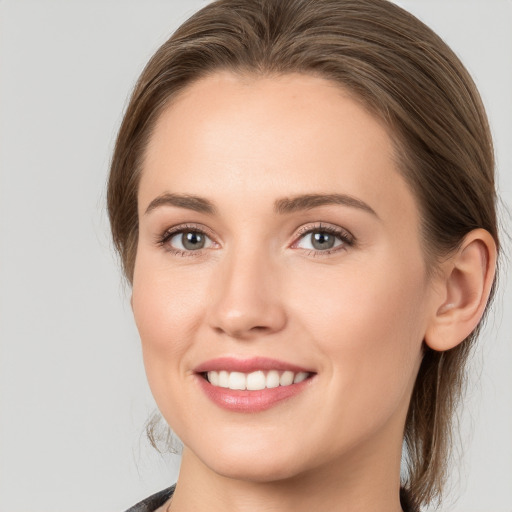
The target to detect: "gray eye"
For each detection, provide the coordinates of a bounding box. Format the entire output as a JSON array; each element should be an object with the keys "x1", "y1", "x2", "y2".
[
  {"x1": 182, "y1": 231, "x2": 205, "y2": 250},
  {"x1": 170, "y1": 230, "x2": 211, "y2": 251},
  {"x1": 296, "y1": 230, "x2": 344, "y2": 251},
  {"x1": 311, "y1": 232, "x2": 335, "y2": 250}
]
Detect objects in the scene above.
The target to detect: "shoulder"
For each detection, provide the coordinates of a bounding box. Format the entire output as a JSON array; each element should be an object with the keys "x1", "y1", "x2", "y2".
[{"x1": 123, "y1": 485, "x2": 175, "y2": 512}]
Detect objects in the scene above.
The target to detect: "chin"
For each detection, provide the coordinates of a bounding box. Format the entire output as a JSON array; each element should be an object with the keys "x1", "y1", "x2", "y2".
[{"x1": 179, "y1": 427, "x2": 313, "y2": 483}]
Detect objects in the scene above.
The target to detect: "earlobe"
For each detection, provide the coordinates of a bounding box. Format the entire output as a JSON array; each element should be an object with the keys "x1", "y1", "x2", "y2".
[{"x1": 425, "y1": 229, "x2": 497, "y2": 352}]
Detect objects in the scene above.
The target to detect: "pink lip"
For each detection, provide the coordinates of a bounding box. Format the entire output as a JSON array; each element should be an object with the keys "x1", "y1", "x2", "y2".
[
  {"x1": 194, "y1": 357, "x2": 315, "y2": 413},
  {"x1": 194, "y1": 356, "x2": 312, "y2": 374},
  {"x1": 196, "y1": 376, "x2": 313, "y2": 412}
]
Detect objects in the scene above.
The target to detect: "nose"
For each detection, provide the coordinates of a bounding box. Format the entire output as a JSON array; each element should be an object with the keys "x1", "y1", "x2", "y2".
[{"x1": 207, "y1": 248, "x2": 287, "y2": 340}]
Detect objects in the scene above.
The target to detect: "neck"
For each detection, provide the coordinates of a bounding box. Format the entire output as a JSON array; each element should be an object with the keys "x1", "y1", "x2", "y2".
[{"x1": 169, "y1": 431, "x2": 405, "y2": 512}]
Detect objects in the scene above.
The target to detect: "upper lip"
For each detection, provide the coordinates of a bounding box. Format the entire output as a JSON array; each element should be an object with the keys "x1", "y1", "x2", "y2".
[{"x1": 194, "y1": 357, "x2": 314, "y2": 374}]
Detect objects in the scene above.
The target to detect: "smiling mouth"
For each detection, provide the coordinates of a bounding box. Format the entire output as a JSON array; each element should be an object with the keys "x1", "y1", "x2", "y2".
[{"x1": 203, "y1": 370, "x2": 312, "y2": 391}]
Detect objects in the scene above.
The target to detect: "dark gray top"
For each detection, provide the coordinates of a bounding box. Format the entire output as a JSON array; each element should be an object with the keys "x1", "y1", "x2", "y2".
[
  {"x1": 124, "y1": 485, "x2": 175, "y2": 512},
  {"x1": 124, "y1": 484, "x2": 419, "y2": 512}
]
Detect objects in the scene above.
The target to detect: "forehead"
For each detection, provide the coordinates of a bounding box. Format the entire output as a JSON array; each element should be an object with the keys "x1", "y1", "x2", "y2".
[{"x1": 139, "y1": 71, "x2": 418, "y2": 226}]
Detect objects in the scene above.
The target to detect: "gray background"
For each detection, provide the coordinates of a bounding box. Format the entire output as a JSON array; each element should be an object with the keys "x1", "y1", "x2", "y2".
[{"x1": 0, "y1": 1, "x2": 510, "y2": 511}]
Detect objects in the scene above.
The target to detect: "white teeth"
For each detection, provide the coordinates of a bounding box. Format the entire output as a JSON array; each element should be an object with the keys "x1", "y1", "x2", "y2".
[
  {"x1": 208, "y1": 370, "x2": 220, "y2": 386},
  {"x1": 228, "y1": 371, "x2": 247, "y2": 390},
  {"x1": 266, "y1": 370, "x2": 280, "y2": 388},
  {"x1": 280, "y1": 370, "x2": 294, "y2": 386},
  {"x1": 293, "y1": 372, "x2": 308, "y2": 384},
  {"x1": 247, "y1": 371, "x2": 266, "y2": 390},
  {"x1": 219, "y1": 370, "x2": 229, "y2": 388},
  {"x1": 206, "y1": 370, "x2": 310, "y2": 390}
]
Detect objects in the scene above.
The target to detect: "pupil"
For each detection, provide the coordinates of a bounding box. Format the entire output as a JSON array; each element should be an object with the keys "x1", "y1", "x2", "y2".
[
  {"x1": 312, "y1": 232, "x2": 334, "y2": 250},
  {"x1": 182, "y1": 231, "x2": 205, "y2": 250}
]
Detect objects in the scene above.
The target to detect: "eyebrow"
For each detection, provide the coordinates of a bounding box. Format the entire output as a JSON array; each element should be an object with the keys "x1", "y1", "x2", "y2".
[
  {"x1": 274, "y1": 193, "x2": 378, "y2": 217},
  {"x1": 144, "y1": 192, "x2": 377, "y2": 218},
  {"x1": 145, "y1": 193, "x2": 217, "y2": 215}
]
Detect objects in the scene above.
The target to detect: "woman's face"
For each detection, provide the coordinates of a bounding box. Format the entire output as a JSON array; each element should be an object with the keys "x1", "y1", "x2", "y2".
[{"x1": 133, "y1": 72, "x2": 439, "y2": 482}]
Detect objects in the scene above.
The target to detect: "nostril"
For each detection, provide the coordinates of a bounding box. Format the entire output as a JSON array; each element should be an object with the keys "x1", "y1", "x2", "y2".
[{"x1": 251, "y1": 325, "x2": 269, "y2": 331}]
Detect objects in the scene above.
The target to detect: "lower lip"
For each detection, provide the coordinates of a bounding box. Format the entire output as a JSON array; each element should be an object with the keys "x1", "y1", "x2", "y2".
[{"x1": 196, "y1": 375, "x2": 314, "y2": 412}]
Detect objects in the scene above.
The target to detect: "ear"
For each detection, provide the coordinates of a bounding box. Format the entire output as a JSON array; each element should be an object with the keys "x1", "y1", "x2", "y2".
[{"x1": 425, "y1": 229, "x2": 497, "y2": 352}]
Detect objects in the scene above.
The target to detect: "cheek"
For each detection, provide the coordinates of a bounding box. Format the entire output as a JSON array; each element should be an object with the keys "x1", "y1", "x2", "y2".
[
  {"x1": 292, "y1": 252, "x2": 428, "y2": 346},
  {"x1": 289, "y1": 255, "x2": 427, "y2": 424},
  {"x1": 133, "y1": 251, "x2": 207, "y2": 337},
  {"x1": 131, "y1": 255, "x2": 208, "y2": 399}
]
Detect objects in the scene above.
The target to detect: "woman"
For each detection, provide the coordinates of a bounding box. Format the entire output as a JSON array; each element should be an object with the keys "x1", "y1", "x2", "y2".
[{"x1": 108, "y1": 0, "x2": 499, "y2": 510}]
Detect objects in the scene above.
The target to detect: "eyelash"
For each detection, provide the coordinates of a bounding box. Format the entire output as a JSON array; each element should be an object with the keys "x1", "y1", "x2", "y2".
[
  {"x1": 156, "y1": 223, "x2": 355, "y2": 257},
  {"x1": 292, "y1": 223, "x2": 355, "y2": 256},
  {"x1": 156, "y1": 223, "x2": 217, "y2": 257}
]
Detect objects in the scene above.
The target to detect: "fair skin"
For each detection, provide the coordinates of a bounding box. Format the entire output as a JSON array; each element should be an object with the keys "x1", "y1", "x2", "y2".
[{"x1": 132, "y1": 72, "x2": 496, "y2": 512}]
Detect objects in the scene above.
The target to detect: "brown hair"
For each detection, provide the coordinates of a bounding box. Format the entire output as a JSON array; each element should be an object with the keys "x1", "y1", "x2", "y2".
[{"x1": 107, "y1": 0, "x2": 499, "y2": 508}]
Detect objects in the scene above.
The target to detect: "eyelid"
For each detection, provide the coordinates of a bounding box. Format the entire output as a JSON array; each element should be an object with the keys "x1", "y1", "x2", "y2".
[
  {"x1": 290, "y1": 222, "x2": 356, "y2": 252},
  {"x1": 156, "y1": 223, "x2": 219, "y2": 255},
  {"x1": 294, "y1": 222, "x2": 354, "y2": 240}
]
